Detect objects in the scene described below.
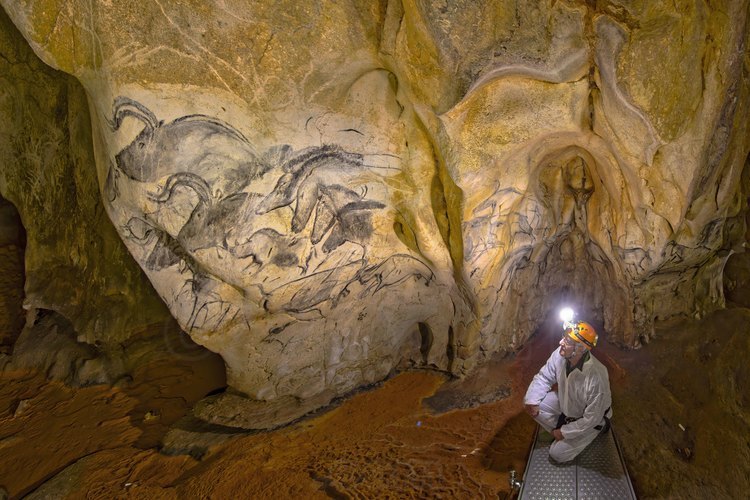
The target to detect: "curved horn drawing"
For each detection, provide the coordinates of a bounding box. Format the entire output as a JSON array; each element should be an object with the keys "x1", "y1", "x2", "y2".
[
  {"x1": 111, "y1": 96, "x2": 159, "y2": 130},
  {"x1": 149, "y1": 172, "x2": 213, "y2": 206}
]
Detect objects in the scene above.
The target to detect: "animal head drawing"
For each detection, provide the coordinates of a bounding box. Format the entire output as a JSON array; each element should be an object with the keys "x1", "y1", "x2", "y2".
[{"x1": 111, "y1": 97, "x2": 162, "y2": 182}]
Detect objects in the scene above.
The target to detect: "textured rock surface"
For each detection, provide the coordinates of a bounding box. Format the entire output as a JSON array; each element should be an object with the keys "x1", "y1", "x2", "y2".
[
  {"x1": 1, "y1": 311, "x2": 748, "y2": 498},
  {"x1": 1, "y1": 0, "x2": 749, "y2": 423},
  {"x1": 0, "y1": 7, "x2": 172, "y2": 349},
  {"x1": 0, "y1": 345, "x2": 226, "y2": 499},
  {"x1": 0, "y1": 197, "x2": 25, "y2": 352},
  {"x1": 725, "y1": 251, "x2": 750, "y2": 307}
]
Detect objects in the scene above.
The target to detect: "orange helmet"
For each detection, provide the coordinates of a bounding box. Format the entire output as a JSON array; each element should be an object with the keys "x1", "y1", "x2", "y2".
[{"x1": 566, "y1": 321, "x2": 597, "y2": 349}]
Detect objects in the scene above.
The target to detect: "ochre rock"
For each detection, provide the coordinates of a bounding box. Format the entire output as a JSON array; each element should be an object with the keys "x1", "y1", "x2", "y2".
[
  {"x1": 0, "y1": 7, "x2": 172, "y2": 347},
  {"x1": 1, "y1": 0, "x2": 748, "y2": 426}
]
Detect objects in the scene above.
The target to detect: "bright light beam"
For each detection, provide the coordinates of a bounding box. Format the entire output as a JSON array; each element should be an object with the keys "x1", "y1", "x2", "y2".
[{"x1": 559, "y1": 307, "x2": 575, "y2": 323}]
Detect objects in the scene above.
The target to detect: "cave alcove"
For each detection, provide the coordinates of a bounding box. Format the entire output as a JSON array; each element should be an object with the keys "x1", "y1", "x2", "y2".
[{"x1": 0, "y1": 194, "x2": 25, "y2": 354}]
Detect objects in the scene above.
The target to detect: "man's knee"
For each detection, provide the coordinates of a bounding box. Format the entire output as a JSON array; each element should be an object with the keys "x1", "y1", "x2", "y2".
[
  {"x1": 548, "y1": 442, "x2": 580, "y2": 464},
  {"x1": 532, "y1": 413, "x2": 556, "y2": 433}
]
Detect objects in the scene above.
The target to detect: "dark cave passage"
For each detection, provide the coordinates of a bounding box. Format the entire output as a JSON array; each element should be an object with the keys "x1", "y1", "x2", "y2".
[{"x1": 0, "y1": 195, "x2": 26, "y2": 354}]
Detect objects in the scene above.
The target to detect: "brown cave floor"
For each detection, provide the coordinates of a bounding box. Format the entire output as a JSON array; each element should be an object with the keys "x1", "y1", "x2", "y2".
[{"x1": 1, "y1": 309, "x2": 749, "y2": 499}]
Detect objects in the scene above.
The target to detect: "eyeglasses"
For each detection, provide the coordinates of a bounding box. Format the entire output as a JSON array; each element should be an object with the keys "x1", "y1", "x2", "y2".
[{"x1": 560, "y1": 336, "x2": 576, "y2": 347}]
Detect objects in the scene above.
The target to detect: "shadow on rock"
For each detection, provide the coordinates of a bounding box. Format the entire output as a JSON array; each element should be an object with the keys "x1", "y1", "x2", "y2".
[{"x1": 482, "y1": 412, "x2": 536, "y2": 474}]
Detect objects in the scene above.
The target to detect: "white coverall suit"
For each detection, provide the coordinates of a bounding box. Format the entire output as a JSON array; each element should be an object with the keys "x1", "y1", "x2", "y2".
[{"x1": 524, "y1": 349, "x2": 612, "y2": 463}]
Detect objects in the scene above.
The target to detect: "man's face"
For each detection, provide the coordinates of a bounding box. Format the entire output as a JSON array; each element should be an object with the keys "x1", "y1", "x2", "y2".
[{"x1": 559, "y1": 334, "x2": 582, "y2": 359}]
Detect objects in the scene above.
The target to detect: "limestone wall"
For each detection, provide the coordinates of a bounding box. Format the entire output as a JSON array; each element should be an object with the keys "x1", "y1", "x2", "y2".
[{"x1": 0, "y1": 7, "x2": 171, "y2": 347}]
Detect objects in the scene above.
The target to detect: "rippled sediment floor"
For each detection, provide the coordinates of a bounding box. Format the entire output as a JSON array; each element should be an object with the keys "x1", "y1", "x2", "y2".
[
  {"x1": 0, "y1": 339, "x2": 543, "y2": 499},
  {"x1": 1, "y1": 309, "x2": 749, "y2": 498}
]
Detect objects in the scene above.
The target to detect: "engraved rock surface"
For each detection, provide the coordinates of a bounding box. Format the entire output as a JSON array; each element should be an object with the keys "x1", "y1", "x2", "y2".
[{"x1": 1, "y1": 0, "x2": 748, "y2": 426}]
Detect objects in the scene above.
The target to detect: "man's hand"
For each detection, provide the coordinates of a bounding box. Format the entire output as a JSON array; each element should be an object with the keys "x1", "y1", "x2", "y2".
[
  {"x1": 552, "y1": 429, "x2": 564, "y2": 441},
  {"x1": 524, "y1": 404, "x2": 540, "y2": 417}
]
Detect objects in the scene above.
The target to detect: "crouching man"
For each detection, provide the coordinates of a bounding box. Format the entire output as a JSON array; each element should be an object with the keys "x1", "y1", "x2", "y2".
[{"x1": 523, "y1": 321, "x2": 612, "y2": 463}]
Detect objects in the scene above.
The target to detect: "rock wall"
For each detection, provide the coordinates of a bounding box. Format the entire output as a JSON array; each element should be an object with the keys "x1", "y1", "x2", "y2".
[
  {"x1": 0, "y1": 196, "x2": 25, "y2": 352},
  {"x1": 0, "y1": 7, "x2": 172, "y2": 348},
  {"x1": 1, "y1": 0, "x2": 748, "y2": 424}
]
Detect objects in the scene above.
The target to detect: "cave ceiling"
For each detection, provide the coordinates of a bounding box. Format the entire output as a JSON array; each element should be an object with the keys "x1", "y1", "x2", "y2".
[{"x1": 0, "y1": 0, "x2": 748, "y2": 420}]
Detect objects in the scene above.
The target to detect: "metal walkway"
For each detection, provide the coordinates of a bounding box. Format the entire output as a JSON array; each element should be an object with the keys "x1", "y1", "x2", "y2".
[{"x1": 516, "y1": 425, "x2": 637, "y2": 499}]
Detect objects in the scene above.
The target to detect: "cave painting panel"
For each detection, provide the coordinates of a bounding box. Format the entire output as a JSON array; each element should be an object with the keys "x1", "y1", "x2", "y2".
[
  {"x1": 1, "y1": 0, "x2": 747, "y2": 424},
  {"x1": 105, "y1": 97, "x2": 453, "y2": 399}
]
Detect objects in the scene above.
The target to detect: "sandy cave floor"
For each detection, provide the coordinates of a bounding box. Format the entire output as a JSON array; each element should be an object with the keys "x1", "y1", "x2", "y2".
[{"x1": 0, "y1": 308, "x2": 749, "y2": 499}]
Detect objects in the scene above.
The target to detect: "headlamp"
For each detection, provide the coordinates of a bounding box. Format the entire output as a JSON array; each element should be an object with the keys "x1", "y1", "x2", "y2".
[
  {"x1": 559, "y1": 307, "x2": 575, "y2": 332},
  {"x1": 559, "y1": 307, "x2": 574, "y2": 322}
]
